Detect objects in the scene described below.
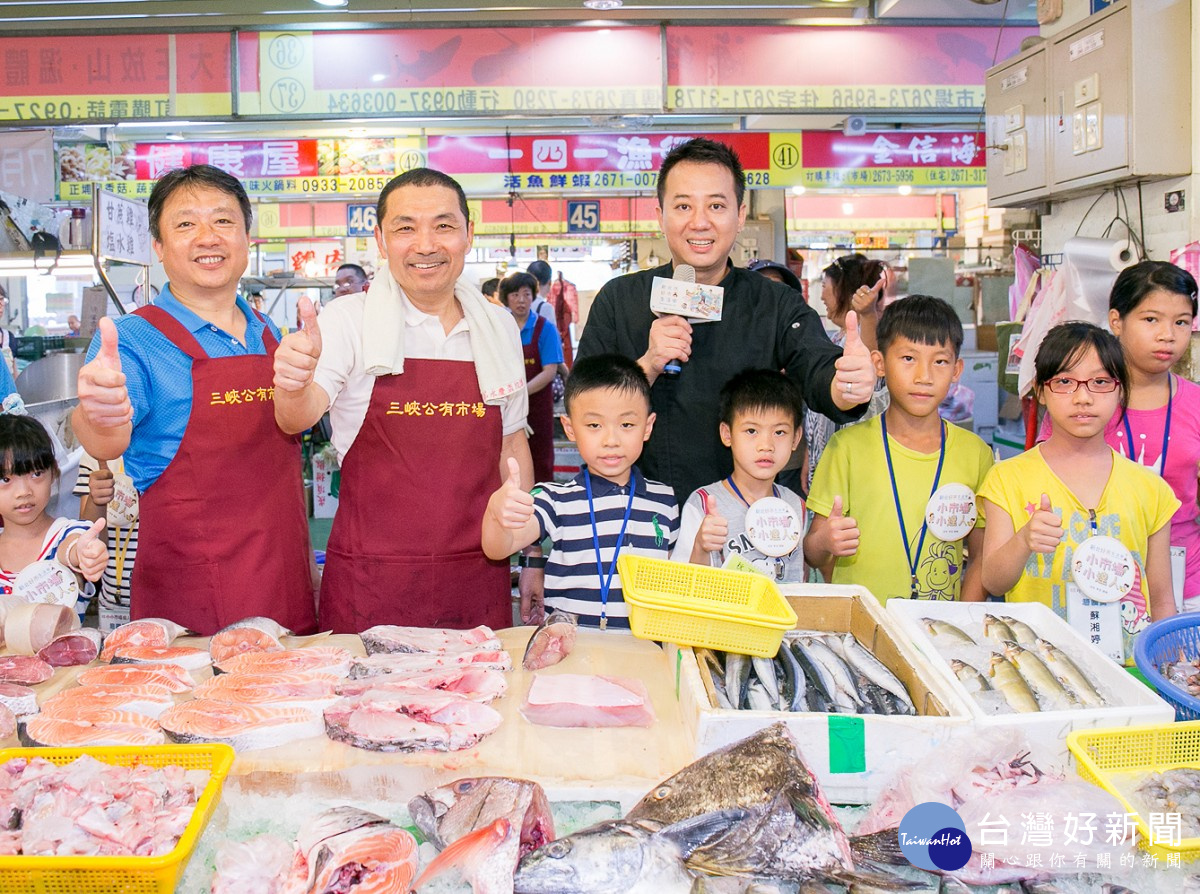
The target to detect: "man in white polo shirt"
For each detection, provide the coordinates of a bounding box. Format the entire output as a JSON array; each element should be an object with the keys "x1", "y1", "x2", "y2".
[{"x1": 274, "y1": 168, "x2": 532, "y2": 633}]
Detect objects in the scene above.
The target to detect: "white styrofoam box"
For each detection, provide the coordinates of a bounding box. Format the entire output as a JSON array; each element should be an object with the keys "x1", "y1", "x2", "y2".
[
  {"x1": 668, "y1": 583, "x2": 974, "y2": 805},
  {"x1": 886, "y1": 599, "x2": 1174, "y2": 776},
  {"x1": 311, "y1": 446, "x2": 340, "y2": 519}
]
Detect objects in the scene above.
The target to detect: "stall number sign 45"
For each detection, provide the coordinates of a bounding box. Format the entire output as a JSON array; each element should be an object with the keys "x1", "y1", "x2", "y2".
[
  {"x1": 567, "y1": 201, "x2": 600, "y2": 234},
  {"x1": 347, "y1": 204, "x2": 378, "y2": 238}
]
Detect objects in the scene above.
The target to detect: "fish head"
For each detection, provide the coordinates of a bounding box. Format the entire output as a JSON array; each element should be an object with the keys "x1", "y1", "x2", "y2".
[
  {"x1": 409, "y1": 776, "x2": 544, "y2": 851},
  {"x1": 514, "y1": 820, "x2": 662, "y2": 894}
]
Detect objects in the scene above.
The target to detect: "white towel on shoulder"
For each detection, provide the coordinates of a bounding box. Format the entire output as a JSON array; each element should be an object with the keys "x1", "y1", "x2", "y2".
[{"x1": 361, "y1": 270, "x2": 526, "y2": 404}]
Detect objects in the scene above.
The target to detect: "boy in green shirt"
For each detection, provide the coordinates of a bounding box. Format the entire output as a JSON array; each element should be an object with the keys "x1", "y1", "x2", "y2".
[{"x1": 804, "y1": 295, "x2": 993, "y2": 602}]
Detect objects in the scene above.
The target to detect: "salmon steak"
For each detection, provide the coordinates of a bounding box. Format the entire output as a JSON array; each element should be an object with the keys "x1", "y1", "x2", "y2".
[
  {"x1": 21, "y1": 709, "x2": 165, "y2": 747},
  {"x1": 77, "y1": 663, "x2": 195, "y2": 693},
  {"x1": 159, "y1": 698, "x2": 324, "y2": 751},
  {"x1": 324, "y1": 690, "x2": 502, "y2": 752},
  {"x1": 215, "y1": 646, "x2": 352, "y2": 678},
  {"x1": 40, "y1": 683, "x2": 177, "y2": 719},
  {"x1": 99, "y1": 618, "x2": 189, "y2": 662},
  {"x1": 208, "y1": 617, "x2": 290, "y2": 664},
  {"x1": 195, "y1": 672, "x2": 340, "y2": 712},
  {"x1": 110, "y1": 645, "x2": 212, "y2": 670}
]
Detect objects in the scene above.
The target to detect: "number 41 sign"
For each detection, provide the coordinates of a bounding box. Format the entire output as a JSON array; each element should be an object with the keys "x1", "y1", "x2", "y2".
[{"x1": 567, "y1": 200, "x2": 600, "y2": 234}]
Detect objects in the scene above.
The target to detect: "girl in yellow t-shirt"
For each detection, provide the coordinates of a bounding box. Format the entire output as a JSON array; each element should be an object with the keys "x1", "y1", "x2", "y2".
[{"x1": 978, "y1": 322, "x2": 1179, "y2": 642}]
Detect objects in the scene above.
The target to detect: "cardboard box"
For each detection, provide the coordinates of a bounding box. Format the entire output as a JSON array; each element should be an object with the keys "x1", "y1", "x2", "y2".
[
  {"x1": 311, "y1": 445, "x2": 340, "y2": 519},
  {"x1": 886, "y1": 600, "x2": 1174, "y2": 776},
  {"x1": 669, "y1": 584, "x2": 972, "y2": 805}
]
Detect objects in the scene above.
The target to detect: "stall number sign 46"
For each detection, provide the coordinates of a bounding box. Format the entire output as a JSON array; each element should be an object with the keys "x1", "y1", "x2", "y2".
[
  {"x1": 567, "y1": 200, "x2": 600, "y2": 234},
  {"x1": 347, "y1": 204, "x2": 378, "y2": 237}
]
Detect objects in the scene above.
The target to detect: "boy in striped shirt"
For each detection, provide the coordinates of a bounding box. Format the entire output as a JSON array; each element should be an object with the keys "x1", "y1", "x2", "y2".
[{"x1": 483, "y1": 354, "x2": 678, "y2": 629}]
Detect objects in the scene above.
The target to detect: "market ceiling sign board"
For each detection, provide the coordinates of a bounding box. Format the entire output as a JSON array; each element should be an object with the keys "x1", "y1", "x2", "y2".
[
  {"x1": 252, "y1": 28, "x2": 663, "y2": 118},
  {"x1": 427, "y1": 132, "x2": 794, "y2": 194},
  {"x1": 800, "y1": 131, "x2": 985, "y2": 188},
  {"x1": 0, "y1": 33, "x2": 232, "y2": 124},
  {"x1": 786, "y1": 193, "x2": 958, "y2": 232},
  {"x1": 667, "y1": 26, "x2": 1033, "y2": 113},
  {"x1": 469, "y1": 196, "x2": 660, "y2": 236},
  {"x1": 58, "y1": 137, "x2": 422, "y2": 200}
]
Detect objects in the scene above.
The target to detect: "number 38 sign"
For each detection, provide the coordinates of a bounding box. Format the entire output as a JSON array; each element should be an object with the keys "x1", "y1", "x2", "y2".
[
  {"x1": 347, "y1": 204, "x2": 378, "y2": 237},
  {"x1": 567, "y1": 200, "x2": 600, "y2": 234}
]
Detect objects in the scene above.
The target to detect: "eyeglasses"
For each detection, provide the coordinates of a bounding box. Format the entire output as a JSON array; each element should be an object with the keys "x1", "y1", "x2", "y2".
[{"x1": 1045, "y1": 376, "x2": 1119, "y2": 394}]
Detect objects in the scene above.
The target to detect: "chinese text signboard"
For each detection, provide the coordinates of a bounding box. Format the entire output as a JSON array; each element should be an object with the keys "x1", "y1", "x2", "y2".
[
  {"x1": 0, "y1": 33, "x2": 232, "y2": 124},
  {"x1": 799, "y1": 131, "x2": 985, "y2": 188}
]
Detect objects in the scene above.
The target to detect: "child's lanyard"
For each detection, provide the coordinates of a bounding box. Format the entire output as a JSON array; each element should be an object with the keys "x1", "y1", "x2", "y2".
[
  {"x1": 1122, "y1": 374, "x2": 1173, "y2": 473},
  {"x1": 881, "y1": 415, "x2": 946, "y2": 599},
  {"x1": 112, "y1": 525, "x2": 134, "y2": 604},
  {"x1": 584, "y1": 467, "x2": 636, "y2": 631},
  {"x1": 724, "y1": 477, "x2": 780, "y2": 506}
]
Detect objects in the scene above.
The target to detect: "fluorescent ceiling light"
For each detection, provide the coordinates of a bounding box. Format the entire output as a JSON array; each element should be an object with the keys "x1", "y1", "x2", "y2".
[
  {"x1": 314, "y1": 0, "x2": 348, "y2": 6},
  {"x1": 583, "y1": 0, "x2": 623, "y2": 10},
  {"x1": 898, "y1": 184, "x2": 913, "y2": 196}
]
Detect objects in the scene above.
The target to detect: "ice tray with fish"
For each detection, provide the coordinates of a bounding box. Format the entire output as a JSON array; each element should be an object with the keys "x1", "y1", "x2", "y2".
[
  {"x1": 1068, "y1": 721, "x2": 1200, "y2": 862},
  {"x1": 0, "y1": 743, "x2": 234, "y2": 894},
  {"x1": 888, "y1": 599, "x2": 1173, "y2": 774},
  {"x1": 670, "y1": 584, "x2": 974, "y2": 805}
]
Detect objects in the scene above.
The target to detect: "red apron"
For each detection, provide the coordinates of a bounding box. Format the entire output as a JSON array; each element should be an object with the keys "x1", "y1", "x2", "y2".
[
  {"x1": 319, "y1": 358, "x2": 511, "y2": 633},
  {"x1": 130, "y1": 306, "x2": 317, "y2": 636},
  {"x1": 524, "y1": 315, "x2": 555, "y2": 484}
]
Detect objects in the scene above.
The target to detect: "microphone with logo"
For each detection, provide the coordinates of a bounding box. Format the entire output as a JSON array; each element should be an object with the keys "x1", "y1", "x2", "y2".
[{"x1": 661, "y1": 264, "x2": 695, "y2": 377}]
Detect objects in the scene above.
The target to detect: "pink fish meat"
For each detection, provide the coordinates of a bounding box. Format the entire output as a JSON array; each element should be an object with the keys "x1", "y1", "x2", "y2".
[
  {"x1": 99, "y1": 618, "x2": 189, "y2": 662},
  {"x1": 522, "y1": 611, "x2": 578, "y2": 671},
  {"x1": 360, "y1": 624, "x2": 500, "y2": 655},
  {"x1": 0, "y1": 684, "x2": 37, "y2": 718},
  {"x1": 0, "y1": 656, "x2": 53, "y2": 686},
  {"x1": 37, "y1": 629, "x2": 103, "y2": 667},
  {"x1": 520, "y1": 674, "x2": 655, "y2": 728},
  {"x1": 324, "y1": 690, "x2": 501, "y2": 752},
  {"x1": 349, "y1": 649, "x2": 512, "y2": 680},
  {"x1": 77, "y1": 663, "x2": 195, "y2": 693},
  {"x1": 335, "y1": 665, "x2": 508, "y2": 703}
]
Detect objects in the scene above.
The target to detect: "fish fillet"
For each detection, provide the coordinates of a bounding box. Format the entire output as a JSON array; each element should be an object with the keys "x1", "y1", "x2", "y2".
[
  {"x1": 21, "y1": 709, "x2": 165, "y2": 747},
  {"x1": 159, "y1": 698, "x2": 324, "y2": 751},
  {"x1": 349, "y1": 649, "x2": 512, "y2": 680},
  {"x1": 111, "y1": 645, "x2": 212, "y2": 670},
  {"x1": 215, "y1": 646, "x2": 352, "y2": 678},
  {"x1": 335, "y1": 665, "x2": 508, "y2": 703},
  {"x1": 520, "y1": 674, "x2": 655, "y2": 728},
  {"x1": 324, "y1": 690, "x2": 501, "y2": 752},
  {"x1": 99, "y1": 618, "x2": 188, "y2": 662},
  {"x1": 77, "y1": 663, "x2": 195, "y2": 693},
  {"x1": 360, "y1": 624, "x2": 500, "y2": 655},
  {"x1": 195, "y1": 672, "x2": 340, "y2": 712},
  {"x1": 40, "y1": 683, "x2": 176, "y2": 719}
]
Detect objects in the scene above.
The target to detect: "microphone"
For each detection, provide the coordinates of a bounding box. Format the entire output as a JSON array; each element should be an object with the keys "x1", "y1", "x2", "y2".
[{"x1": 662, "y1": 263, "x2": 695, "y2": 378}]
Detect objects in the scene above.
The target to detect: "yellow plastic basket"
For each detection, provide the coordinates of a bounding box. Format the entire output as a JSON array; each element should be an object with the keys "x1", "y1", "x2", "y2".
[
  {"x1": 1067, "y1": 722, "x2": 1200, "y2": 862},
  {"x1": 0, "y1": 743, "x2": 235, "y2": 894},
  {"x1": 617, "y1": 554, "x2": 797, "y2": 657}
]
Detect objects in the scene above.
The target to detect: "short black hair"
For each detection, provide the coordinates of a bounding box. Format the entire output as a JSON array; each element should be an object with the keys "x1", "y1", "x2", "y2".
[
  {"x1": 527, "y1": 260, "x2": 552, "y2": 287},
  {"x1": 498, "y1": 272, "x2": 539, "y2": 307},
  {"x1": 481, "y1": 277, "x2": 500, "y2": 297},
  {"x1": 376, "y1": 167, "x2": 470, "y2": 227},
  {"x1": 1110, "y1": 260, "x2": 1198, "y2": 318},
  {"x1": 1034, "y1": 321, "x2": 1129, "y2": 414},
  {"x1": 148, "y1": 164, "x2": 252, "y2": 241},
  {"x1": 877, "y1": 295, "x2": 964, "y2": 356},
  {"x1": 0, "y1": 415, "x2": 57, "y2": 481},
  {"x1": 657, "y1": 138, "x2": 746, "y2": 210},
  {"x1": 718, "y1": 369, "x2": 804, "y2": 428},
  {"x1": 564, "y1": 354, "x2": 651, "y2": 415},
  {"x1": 823, "y1": 253, "x2": 889, "y2": 319},
  {"x1": 337, "y1": 263, "x2": 368, "y2": 280}
]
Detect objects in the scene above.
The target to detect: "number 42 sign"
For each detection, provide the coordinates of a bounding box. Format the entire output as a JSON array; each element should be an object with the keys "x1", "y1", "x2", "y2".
[{"x1": 567, "y1": 200, "x2": 600, "y2": 234}]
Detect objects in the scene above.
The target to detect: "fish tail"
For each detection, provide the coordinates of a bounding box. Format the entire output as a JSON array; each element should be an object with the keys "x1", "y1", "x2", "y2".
[{"x1": 411, "y1": 818, "x2": 511, "y2": 891}]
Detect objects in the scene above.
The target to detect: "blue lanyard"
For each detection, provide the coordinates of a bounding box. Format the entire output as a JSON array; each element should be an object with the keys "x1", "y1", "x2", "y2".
[
  {"x1": 584, "y1": 467, "x2": 637, "y2": 631},
  {"x1": 724, "y1": 476, "x2": 780, "y2": 507},
  {"x1": 1122, "y1": 375, "x2": 1173, "y2": 474},
  {"x1": 881, "y1": 415, "x2": 946, "y2": 598}
]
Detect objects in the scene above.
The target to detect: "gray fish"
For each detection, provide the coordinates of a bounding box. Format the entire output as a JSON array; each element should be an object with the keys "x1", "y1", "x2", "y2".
[
  {"x1": 998, "y1": 615, "x2": 1038, "y2": 645},
  {"x1": 950, "y1": 658, "x2": 990, "y2": 693},
  {"x1": 1035, "y1": 639, "x2": 1105, "y2": 707},
  {"x1": 1002, "y1": 642, "x2": 1074, "y2": 709},
  {"x1": 697, "y1": 650, "x2": 734, "y2": 710},
  {"x1": 627, "y1": 723, "x2": 854, "y2": 881},
  {"x1": 836, "y1": 634, "x2": 915, "y2": 713},
  {"x1": 522, "y1": 611, "x2": 578, "y2": 670},
  {"x1": 801, "y1": 636, "x2": 863, "y2": 711},
  {"x1": 982, "y1": 614, "x2": 1017, "y2": 644},
  {"x1": 922, "y1": 618, "x2": 975, "y2": 645},
  {"x1": 751, "y1": 656, "x2": 782, "y2": 709},
  {"x1": 988, "y1": 652, "x2": 1040, "y2": 713},
  {"x1": 788, "y1": 638, "x2": 835, "y2": 712},
  {"x1": 1100, "y1": 886, "x2": 1142, "y2": 894},
  {"x1": 776, "y1": 641, "x2": 807, "y2": 712},
  {"x1": 746, "y1": 680, "x2": 775, "y2": 712},
  {"x1": 725, "y1": 653, "x2": 751, "y2": 711}
]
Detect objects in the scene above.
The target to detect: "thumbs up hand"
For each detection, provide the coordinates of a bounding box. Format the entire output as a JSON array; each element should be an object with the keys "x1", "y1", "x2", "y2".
[
  {"x1": 489, "y1": 456, "x2": 534, "y2": 530},
  {"x1": 88, "y1": 459, "x2": 115, "y2": 507},
  {"x1": 850, "y1": 272, "x2": 889, "y2": 316},
  {"x1": 827, "y1": 495, "x2": 861, "y2": 557},
  {"x1": 274, "y1": 296, "x2": 323, "y2": 393},
  {"x1": 696, "y1": 490, "x2": 729, "y2": 554},
  {"x1": 1023, "y1": 493, "x2": 1064, "y2": 554},
  {"x1": 70, "y1": 518, "x2": 108, "y2": 582},
  {"x1": 77, "y1": 318, "x2": 133, "y2": 429},
  {"x1": 832, "y1": 311, "x2": 875, "y2": 410}
]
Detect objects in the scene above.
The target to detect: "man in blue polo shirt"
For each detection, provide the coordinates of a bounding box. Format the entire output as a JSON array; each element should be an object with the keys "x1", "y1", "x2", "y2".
[{"x1": 72, "y1": 164, "x2": 316, "y2": 636}]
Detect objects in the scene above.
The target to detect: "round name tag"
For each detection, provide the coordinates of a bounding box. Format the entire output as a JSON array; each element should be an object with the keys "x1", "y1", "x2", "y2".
[
  {"x1": 1070, "y1": 535, "x2": 1136, "y2": 604},
  {"x1": 107, "y1": 474, "x2": 139, "y2": 528},
  {"x1": 744, "y1": 496, "x2": 802, "y2": 558},
  {"x1": 14, "y1": 560, "x2": 81, "y2": 607},
  {"x1": 925, "y1": 483, "x2": 977, "y2": 542}
]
